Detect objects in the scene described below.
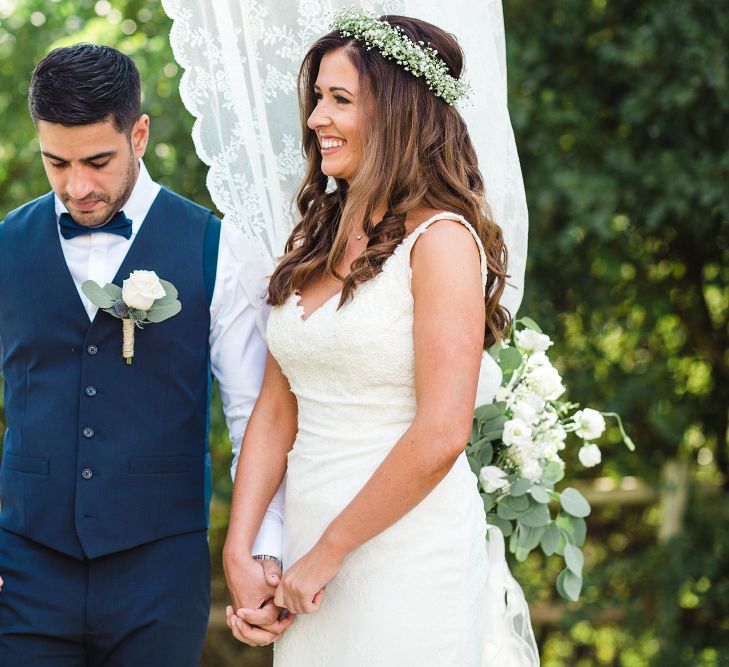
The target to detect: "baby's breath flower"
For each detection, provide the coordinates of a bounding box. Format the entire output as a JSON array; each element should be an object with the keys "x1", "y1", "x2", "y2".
[{"x1": 330, "y1": 9, "x2": 471, "y2": 106}]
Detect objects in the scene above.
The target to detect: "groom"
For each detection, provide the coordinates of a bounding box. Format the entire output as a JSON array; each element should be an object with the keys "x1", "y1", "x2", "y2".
[{"x1": 0, "y1": 44, "x2": 283, "y2": 665}]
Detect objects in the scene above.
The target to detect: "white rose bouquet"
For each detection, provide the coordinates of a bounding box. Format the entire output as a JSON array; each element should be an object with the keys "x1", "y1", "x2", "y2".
[
  {"x1": 467, "y1": 317, "x2": 635, "y2": 601},
  {"x1": 82, "y1": 271, "x2": 182, "y2": 364}
]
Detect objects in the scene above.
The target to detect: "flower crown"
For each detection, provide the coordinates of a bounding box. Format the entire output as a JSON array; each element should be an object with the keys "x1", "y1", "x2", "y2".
[{"x1": 330, "y1": 9, "x2": 471, "y2": 106}]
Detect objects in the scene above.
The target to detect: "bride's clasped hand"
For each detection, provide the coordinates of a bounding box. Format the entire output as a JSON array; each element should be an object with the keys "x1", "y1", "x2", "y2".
[{"x1": 272, "y1": 536, "x2": 344, "y2": 614}]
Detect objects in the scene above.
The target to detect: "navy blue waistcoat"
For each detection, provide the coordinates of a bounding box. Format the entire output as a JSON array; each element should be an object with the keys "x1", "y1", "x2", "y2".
[{"x1": 0, "y1": 189, "x2": 218, "y2": 559}]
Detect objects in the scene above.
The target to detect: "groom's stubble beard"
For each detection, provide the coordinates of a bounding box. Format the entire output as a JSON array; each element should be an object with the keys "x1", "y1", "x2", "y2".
[{"x1": 61, "y1": 148, "x2": 138, "y2": 228}]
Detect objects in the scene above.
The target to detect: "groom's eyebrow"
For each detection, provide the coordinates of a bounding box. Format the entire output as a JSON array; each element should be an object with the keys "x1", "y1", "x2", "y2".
[{"x1": 41, "y1": 150, "x2": 117, "y2": 163}]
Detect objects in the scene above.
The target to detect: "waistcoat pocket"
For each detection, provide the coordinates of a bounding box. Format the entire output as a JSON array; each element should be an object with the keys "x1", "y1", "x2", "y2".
[{"x1": 4, "y1": 452, "x2": 49, "y2": 475}]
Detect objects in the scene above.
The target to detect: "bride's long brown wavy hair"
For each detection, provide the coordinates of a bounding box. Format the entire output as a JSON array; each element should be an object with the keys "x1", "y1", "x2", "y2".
[{"x1": 267, "y1": 15, "x2": 510, "y2": 347}]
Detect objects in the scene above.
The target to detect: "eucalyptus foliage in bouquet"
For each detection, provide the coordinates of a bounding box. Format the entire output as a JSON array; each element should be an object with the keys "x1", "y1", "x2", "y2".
[
  {"x1": 82, "y1": 270, "x2": 181, "y2": 364},
  {"x1": 467, "y1": 318, "x2": 635, "y2": 601}
]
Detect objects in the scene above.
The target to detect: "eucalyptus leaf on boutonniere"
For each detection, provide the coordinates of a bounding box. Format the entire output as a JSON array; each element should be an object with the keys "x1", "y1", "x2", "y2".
[{"x1": 82, "y1": 270, "x2": 181, "y2": 365}]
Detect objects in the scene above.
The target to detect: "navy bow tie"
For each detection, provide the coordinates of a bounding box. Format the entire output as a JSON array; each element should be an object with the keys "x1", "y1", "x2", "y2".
[{"x1": 59, "y1": 210, "x2": 133, "y2": 240}]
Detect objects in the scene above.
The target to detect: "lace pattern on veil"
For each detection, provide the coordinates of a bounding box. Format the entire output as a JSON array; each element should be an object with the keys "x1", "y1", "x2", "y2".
[{"x1": 161, "y1": 0, "x2": 403, "y2": 260}]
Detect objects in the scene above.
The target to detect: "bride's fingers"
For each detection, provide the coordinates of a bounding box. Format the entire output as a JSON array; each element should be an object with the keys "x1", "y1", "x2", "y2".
[
  {"x1": 300, "y1": 585, "x2": 326, "y2": 614},
  {"x1": 280, "y1": 588, "x2": 302, "y2": 615},
  {"x1": 290, "y1": 586, "x2": 309, "y2": 614},
  {"x1": 312, "y1": 587, "x2": 325, "y2": 609},
  {"x1": 291, "y1": 590, "x2": 320, "y2": 615},
  {"x1": 276, "y1": 575, "x2": 323, "y2": 614}
]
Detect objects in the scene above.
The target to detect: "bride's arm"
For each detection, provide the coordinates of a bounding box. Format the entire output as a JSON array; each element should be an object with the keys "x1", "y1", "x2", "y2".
[
  {"x1": 275, "y1": 220, "x2": 485, "y2": 614},
  {"x1": 223, "y1": 350, "x2": 298, "y2": 641}
]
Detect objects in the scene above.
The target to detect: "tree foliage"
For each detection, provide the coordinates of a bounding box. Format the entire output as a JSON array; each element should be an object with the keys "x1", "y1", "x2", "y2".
[
  {"x1": 506, "y1": 0, "x2": 729, "y2": 484},
  {"x1": 505, "y1": 0, "x2": 729, "y2": 663}
]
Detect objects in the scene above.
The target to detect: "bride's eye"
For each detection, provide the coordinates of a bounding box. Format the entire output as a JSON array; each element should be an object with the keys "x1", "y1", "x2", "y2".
[{"x1": 335, "y1": 95, "x2": 350, "y2": 105}]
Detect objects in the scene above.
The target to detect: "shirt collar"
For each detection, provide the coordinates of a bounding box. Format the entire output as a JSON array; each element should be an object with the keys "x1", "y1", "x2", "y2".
[{"x1": 54, "y1": 159, "x2": 161, "y2": 236}]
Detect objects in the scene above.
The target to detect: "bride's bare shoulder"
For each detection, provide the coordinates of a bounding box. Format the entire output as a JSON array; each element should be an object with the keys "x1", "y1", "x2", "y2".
[{"x1": 410, "y1": 229, "x2": 482, "y2": 310}]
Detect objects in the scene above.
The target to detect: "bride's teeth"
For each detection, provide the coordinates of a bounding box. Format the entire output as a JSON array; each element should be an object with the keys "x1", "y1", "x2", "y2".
[{"x1": 322, "y1": 139, "x2": 344, "y2": 149}]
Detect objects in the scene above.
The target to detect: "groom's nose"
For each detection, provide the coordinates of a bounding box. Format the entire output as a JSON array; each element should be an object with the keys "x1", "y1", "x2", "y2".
[{"x1": 65, "y1": 165, "x2": 96, "y2": 200}]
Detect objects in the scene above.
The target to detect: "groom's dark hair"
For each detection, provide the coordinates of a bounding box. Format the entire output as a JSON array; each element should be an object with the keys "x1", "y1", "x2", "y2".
[{"x1": 28, "y1": 43, "x2": 141, "y2": 134}]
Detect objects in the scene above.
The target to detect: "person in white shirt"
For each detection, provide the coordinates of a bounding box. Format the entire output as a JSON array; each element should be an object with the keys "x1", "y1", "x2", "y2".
[{"x1": 0, "y1": 43, "x2": 287, "y2": 666}]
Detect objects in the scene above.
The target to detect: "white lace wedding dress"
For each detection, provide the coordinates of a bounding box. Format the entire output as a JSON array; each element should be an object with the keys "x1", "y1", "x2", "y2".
[{"x1": 267, "y1": 213, "x2": 495, "y2": 666}]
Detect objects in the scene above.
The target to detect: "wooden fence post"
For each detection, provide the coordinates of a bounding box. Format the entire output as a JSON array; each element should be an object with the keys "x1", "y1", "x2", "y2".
[{"x1": 658, "y1": 459, "x2": 689, "y2": 543}]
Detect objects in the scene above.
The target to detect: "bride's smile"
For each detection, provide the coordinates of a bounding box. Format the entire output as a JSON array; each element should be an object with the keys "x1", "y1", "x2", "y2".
[{"x1": 318, "y1": 135, "x2": 346, "y2": 154}]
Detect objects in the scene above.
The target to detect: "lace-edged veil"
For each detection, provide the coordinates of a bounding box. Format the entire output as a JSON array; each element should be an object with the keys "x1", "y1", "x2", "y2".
[{"x1": 161, "y1": 1, "x2": 537, "y2": 663}]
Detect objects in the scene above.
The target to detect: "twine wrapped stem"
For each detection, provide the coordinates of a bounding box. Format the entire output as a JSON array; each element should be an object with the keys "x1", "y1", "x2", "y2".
[{"x1": 122, "y1": 318, "x2": 135, "y2": 364}]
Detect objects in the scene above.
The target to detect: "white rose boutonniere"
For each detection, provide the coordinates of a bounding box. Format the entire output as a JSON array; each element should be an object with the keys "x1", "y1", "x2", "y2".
[
  {"x1": 122, "y1": 270, "x2": 167, "y2": 310},
  {"x1": 82, "y1": 271, "x2": 182, "y2": 364}
]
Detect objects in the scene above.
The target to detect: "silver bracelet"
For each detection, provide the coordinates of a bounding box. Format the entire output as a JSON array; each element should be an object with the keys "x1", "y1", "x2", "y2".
[{"x1": 253, "y1": 554, "x2": 283, "y2": 570}]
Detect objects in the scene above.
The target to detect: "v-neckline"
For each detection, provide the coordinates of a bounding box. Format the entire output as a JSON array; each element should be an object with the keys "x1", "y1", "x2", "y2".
[
  {"x1": 294, "y1": 289, "x2": 342, "y2": 323},
  {"x1": 292, "y1": 211, "x2": 463, "y2": 324}
]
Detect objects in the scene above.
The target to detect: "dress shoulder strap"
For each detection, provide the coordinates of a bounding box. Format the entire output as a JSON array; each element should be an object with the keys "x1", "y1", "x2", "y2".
[{"x1": 401, "y1": 211, "x2": 489, "y2": 292}]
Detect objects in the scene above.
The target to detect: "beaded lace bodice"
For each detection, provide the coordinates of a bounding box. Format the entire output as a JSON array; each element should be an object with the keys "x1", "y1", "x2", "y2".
[{"x1": 267, "y1": 212, "x2": 488, "y2": 438}]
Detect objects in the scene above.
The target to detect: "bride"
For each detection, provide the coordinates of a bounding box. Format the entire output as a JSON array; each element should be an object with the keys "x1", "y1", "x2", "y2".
[{"x1": 221, "y1": 11, "x2": 538, "y2": 665}]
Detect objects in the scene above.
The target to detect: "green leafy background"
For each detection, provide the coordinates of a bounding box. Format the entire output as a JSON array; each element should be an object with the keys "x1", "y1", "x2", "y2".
[{"x1": 1, "y1": 1, "x2": 727, "y2": 665}]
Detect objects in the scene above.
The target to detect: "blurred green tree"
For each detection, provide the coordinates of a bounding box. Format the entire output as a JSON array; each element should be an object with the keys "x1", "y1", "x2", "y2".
[
  {"x1": 506, "y1": 0, "x2": 728, "y2": 485},
  {"x1": 505, "y1": 0, "x2": 729, "y2": 664}
]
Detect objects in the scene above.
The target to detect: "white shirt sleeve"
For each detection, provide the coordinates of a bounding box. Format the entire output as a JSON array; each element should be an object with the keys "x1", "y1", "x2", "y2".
[{"x1": 209, "y1": 220, "x2": 285, "y2": 558}]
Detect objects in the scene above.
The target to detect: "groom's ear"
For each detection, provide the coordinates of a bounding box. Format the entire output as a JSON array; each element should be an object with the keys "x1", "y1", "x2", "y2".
[{"x1": 130, "y1": 114, "x2": 150, "y2": 159}]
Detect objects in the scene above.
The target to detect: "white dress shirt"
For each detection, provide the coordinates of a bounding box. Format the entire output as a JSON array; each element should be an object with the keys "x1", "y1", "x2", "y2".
[{"x1": 54, "y1": 160, "x2": 284, "y2": 557}]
